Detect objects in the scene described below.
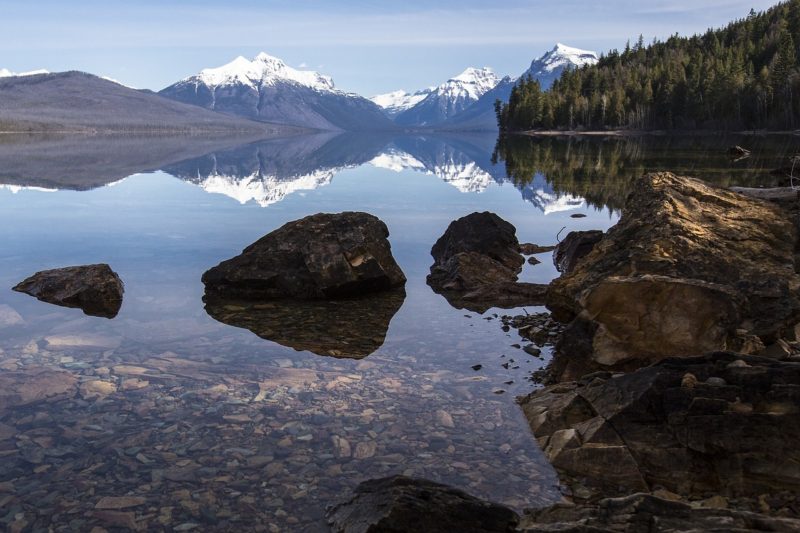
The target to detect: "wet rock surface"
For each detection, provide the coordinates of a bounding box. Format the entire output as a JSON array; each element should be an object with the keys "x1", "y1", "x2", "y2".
[
  {"x1": 327, "y1": 475, "x2": 520, "y2": 533},
  {"x1": 204, "y1": 289, "x2": 406, "y2": 359},
  {"x1": 12, "y1": 264, "x2": 124, "y2": 319},
  {"x1": 427, "y1": 212, "x2": 548, "y2": 312},
  {"x1": 202, "y1": 212, "x2": 406, "y2": 300},
  {"x1": 519, "y1": 352, "x2": 800, "y2": 508},
  {"x1": 547, "y1": 173, "x2": 800, "y2": 374}
]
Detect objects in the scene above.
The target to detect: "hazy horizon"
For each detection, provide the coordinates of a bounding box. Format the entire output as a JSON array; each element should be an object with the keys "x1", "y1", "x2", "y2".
[{"x1": 0, "y1": 0, "x2": 782, "y2": 95}]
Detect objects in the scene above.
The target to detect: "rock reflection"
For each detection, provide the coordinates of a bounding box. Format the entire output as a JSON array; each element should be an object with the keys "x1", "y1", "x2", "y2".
[{"x1": 203, "y1": 289, "x2": 406, "y2": 359}]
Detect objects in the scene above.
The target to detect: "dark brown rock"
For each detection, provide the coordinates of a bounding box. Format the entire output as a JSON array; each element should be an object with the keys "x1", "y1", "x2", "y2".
[
  {"x1": 520, "y1": 352, "x2": 800, "y2": 500},
  {"x1": 547, "y1": 173, "x2": 800, "y2": 371},
  {"x1": 520, "y1": 243, "x2": 556, "y2": 255},
  {"x1": 552, "y1": 231, "x2": 603, "y2": 275},
  {"x1": 202, "y1": 212, "x2": 406, "y2": 300},
  {"x1": 13, "y1": 263, "x2": 124, "y2": 318},
  {"x1": 427, "y1": 212, "x2": 547, "y2": 312},
  {"x1": 204, "y1": 289, "x2": 405, "y2": 359},
  {"x1": 326, "y1": 476, "x2": 519, "y2": 533},
  {"x1": 520, "y1": 493, "x2": 800, "y2": 532}
]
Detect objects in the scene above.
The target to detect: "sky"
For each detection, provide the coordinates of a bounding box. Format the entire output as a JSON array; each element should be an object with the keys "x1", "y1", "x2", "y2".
[{"x1": 0, "y1": 0, "x2": 784, "y2": 96}]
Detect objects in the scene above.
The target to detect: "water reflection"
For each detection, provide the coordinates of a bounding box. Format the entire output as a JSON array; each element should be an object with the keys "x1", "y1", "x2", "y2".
[{"x1": 204, "y1": 289, "x2": 406, "y2": 359}]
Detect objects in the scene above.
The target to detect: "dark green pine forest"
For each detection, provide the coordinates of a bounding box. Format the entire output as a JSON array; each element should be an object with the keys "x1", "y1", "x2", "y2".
[{"x1": 497, "y1": 0, "x2": 800, "y2": 132}]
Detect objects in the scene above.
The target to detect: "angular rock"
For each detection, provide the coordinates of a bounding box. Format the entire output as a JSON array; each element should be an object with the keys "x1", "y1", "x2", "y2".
[
  {"x1": 547, "y1": 173, "x2": 800, "y2": 371},
  {"x1": 427, "y1": 212, "x2": 547, "y2": 312},
  {"x1": 520, "y1": 352, "x2": 800, "y2": 500},
  {"x1": 203, "y1": 289, "x2": 405, "y2": 359},
  {"x1": 521, "y1": 493, "x2": 800, "y2": 532},
  {"x1": 552, "y1": 230, "x2": 603, "y2": 275},
  {"x1": 326, "y1": 476, "x2": 519, "y2": 533},
  {"x1": 13, "y1": 264, "x2": 124, "y2": 318},
  {"x1": 202, "y1": 212, "x2": 406, "y2": 300}
]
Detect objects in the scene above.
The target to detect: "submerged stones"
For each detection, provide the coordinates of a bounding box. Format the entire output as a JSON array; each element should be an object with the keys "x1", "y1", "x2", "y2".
[
  {"x1": 203, "y1": 289, "x2": 405, "y2": 359},
  {"x1": 202, "y1": 212, "x2": 406, "y2": 300},
  {"x1": 12, "y1": 264, "x2": 124, "y2": 318},
  {"x1": 546, "y1": 173, "x2": 800, "y2": 375},
  {"x1": 427, "y1": 212, "x2": 547, "y2": 312},
  {"x1": 520, "y1": 352, "x2": 800, "y2": 501},
  {"x1": 326, "y1": 475, "x2": 519, "y2": 533}
]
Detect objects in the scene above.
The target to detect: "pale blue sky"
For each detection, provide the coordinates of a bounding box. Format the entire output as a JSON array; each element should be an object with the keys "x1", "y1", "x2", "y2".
[{"x1": 0, "y1": 0, "x2": 782, "y2": 95}]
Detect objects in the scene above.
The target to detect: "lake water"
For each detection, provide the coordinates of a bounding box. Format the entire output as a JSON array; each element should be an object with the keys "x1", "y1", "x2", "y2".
[{"x1": 0, "y1": 132, "x2": 795, "y2": 531}]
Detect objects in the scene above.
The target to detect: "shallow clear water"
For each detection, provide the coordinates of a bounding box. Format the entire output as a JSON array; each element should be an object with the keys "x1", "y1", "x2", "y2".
[{"x1": 0, "y1": 132, "x2": 795, "y2": 531}]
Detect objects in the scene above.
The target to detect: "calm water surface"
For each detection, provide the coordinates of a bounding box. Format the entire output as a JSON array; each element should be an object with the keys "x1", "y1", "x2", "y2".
[{"x1": 0, "y1": 132, "x2": 795, "y2": 531}]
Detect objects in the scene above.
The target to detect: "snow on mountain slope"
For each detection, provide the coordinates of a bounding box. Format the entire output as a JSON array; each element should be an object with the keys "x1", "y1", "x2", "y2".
[
  {"x1": 196, "y1": 169, "x2": 336, "y2": 207},
  {"x1": 522, "y1": 43, "x2": 598, "y2": 88},
  {"x1": 160, "y1": 53, "x2": 394, "y2": 131},
  {"x1": 369, "y1": 147, "x2": 495, "y2": 193},
  {"x1": 370, "y1": 89, "x2": 433, "y2": 118},
  {"x1": 191, "y1": 53, "x2": 336, "y2": 93},
  {"x1": 0, "y1": 68, "x2": 49, "y2": 78}
]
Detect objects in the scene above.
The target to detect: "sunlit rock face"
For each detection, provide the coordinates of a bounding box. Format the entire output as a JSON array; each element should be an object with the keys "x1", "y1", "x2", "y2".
[
  {"x1": 13, "y1": 264, "x2": 124, "y2": 318},
  {"x1": 547, "y1": 173, "x2": 800, "y2": 376},
  {"x1": 202, "y1": 212, "x2": 406, "y2": 300},
  {"x1": 204, "y1": 289, "x2": 405, "y2": 359}
]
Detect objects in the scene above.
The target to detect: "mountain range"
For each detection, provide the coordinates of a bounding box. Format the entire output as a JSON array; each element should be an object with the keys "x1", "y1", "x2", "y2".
[{"x1": 0, "y1": 43, "x2": 597, "y2": 134}]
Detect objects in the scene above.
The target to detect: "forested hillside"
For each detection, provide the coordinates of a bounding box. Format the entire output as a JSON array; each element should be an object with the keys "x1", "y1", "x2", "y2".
[{"x1": 497, "y1": 1, "x2": 800, "y2": 131}]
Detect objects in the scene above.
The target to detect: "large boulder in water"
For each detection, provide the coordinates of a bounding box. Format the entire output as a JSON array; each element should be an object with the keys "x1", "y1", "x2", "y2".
[
  {"x1": 547, "y1": 173, "x2": 800, "y2": 373},
  {"x1": 326, "y1": 476, "x2": 519, "y2": 533},
  {"x1": 520, "y1": 352, "x2": 800, "y2": 501},
  {"x1": 202, "y1": 212, "x2": 406, "y2": 300},
  {"x1": 427, "y1": 212, "x2": 547, "y2": 312},
  {"x1": 13, "y1": 264, "x2": 124, "y2": 318}
]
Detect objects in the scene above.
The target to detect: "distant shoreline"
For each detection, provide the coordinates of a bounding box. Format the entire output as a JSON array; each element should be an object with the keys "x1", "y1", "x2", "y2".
[{"x1": 514, "y1": 129, "x2": 800, "y2": 137}]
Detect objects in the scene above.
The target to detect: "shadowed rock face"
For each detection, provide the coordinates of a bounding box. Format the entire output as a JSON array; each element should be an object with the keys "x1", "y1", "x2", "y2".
[
  {"x1": 326, "y1": 476, "x2": 519, "y2": 533},
  {"x1": 546, "y1": 173, "x2": 800, "y2": 375},
  {"x1": 520, "y1": 352, "x2": 800, "y2": 502},
  {"x1": 427, "y1": 212, "x2": 547, "y2": 313},
  {"x1": 552, "y1": 230, "x2": 603, "y2": 275},
  {"x1": 202, "y1": 212, "x2": 406, "y2": 300},
  {"x1": 13, "y1": 264, "x2": 124, "y2": 318},
  {"x1": 204, "y1": 289, "x2": 405, "y2": 359}
]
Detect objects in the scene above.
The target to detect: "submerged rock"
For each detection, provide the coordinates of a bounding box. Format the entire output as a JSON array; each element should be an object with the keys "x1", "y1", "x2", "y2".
[
  {"x1": 326, "y1": 475, "x2": 519, "y2": 533},
  {"x1": 427, "y1": 212, "x2": 547, "y2": 312},
  {"x1": 547, "y1": 173, "x2": 800, "y2": 373},
  {"x1": 519, "y1": 243, "x2": 556, "y2": 255},
  {"x1": 12, "y1": 264, "x2": 124, "y2": 318},
  {"x1": 521, "y1": 493, "x2": 800, "y2": 532},
  {"x1": 204, "y1": 289, "x2": 405, "y2": 359},
  {"x1": 520, "y1": 352, "x2": 800, "y2": 500},
  {"x1": 202, "y1": 212, "x2": 406, "y2": 300}
]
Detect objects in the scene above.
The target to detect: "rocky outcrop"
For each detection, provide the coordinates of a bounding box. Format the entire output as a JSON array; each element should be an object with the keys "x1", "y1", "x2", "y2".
[
  {"x1": 427, "y1": 212, "x2": 547, "y2": 312},
  {"x1": 202, "y1": 212, "x2": 406, "y2": 300},
  {"x1": 326, "y1": 476, "x2": 519, "y2": 533},
  {"x1": 520, "y1": 352, "x2": 800, "y2": 501},
  {"x1": 204, "y1": 289, "x2": 405, "y2": 359},
  {"x1": 547, "y1": 173, "x2": 800, "y2": 372},
  {"x1": 520, "y1": 493, "x2": 800, "y2": 532},
  {"x1": 552, "y1": 230, "x2": 603, "y2": 275},
  {"x1": 13, "y1": 264, "x2": 124, "y2": 318}
]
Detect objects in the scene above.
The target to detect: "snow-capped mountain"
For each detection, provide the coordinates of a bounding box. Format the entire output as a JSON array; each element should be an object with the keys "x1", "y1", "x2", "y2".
[
  {"x1": 369, "y1": 148, "x2": 495, "y2": 193},
  {"x1": 0, "y1": 68, "x2": 49, "y2": 78},
  {"x1": 522, "y1": 43, "x2": 598, "y2": 89},
  {"x1": 190, "y1": 167, "x2": 337, "y2": 207},
  {"x1": 370, "y1": 89, "x2": 433, "y2": 118},
  {"x1": 159, "y1": 53, "x2": 394, "y2": 131},
  {"x1": 393, "y1": 67, "x2": 500, "y2": 127}
]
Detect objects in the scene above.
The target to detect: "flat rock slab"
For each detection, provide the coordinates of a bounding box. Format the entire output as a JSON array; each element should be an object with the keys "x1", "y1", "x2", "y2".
[
  {"x1": 202, "y1": 212, "x2": 406, "y2": 300},
  {"x1": 326, "y1": 475, "x2": 519, "y2": 533},
  {"x1": 13, "y1": 263, "x2": 124, "y2": 318}
]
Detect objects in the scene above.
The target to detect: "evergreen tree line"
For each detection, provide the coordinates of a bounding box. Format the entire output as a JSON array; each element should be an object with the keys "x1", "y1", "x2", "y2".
[{"x1": 496, "y1": 1, "x2": 800, "y2": 131}]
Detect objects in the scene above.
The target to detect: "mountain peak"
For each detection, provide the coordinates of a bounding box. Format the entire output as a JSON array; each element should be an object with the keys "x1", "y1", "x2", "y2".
[
  {"x1": 521, "y1": 43, "x2": 599, "y2": 89},
  {"x1": 192, "y1": 52, "x2": 336, "y2": 92}
]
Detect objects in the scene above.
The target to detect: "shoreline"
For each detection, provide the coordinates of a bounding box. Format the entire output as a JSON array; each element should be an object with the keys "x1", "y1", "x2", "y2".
[{"x1": 514, "y1": 129, "x2": 800, "y2": 137}]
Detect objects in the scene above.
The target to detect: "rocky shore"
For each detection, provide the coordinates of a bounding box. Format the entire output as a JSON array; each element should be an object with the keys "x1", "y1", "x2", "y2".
[{"x1": 330, "y1": 173, "x2": 800, "y2": 531}]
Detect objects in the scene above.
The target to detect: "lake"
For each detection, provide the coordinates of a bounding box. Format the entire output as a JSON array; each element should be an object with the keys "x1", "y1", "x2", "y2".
[{"x1": 0, "y1": 131, "x2": 795, "y2": 531}]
